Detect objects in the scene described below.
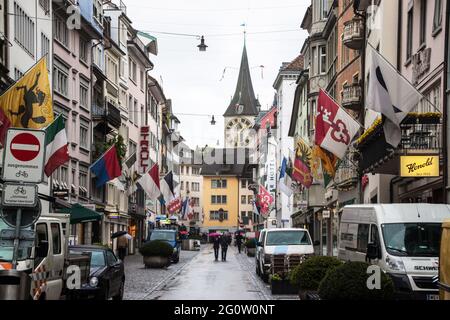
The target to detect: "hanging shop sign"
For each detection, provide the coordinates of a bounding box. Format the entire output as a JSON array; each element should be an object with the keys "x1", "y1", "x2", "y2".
[
  {"x1": 400, "y1": 156, "x2": 439, "y2": 178},
  {"x1": 139, "y1": 126, "x2": 150, "y2": 174}
]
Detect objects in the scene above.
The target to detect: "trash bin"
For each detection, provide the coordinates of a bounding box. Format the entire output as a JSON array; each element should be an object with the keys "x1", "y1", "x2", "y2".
[{"x1": 0, "y1": 270, "x2": 31, "y2": 300}]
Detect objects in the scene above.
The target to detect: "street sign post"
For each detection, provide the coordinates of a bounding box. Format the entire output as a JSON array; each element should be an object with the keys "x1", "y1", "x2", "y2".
[
  {"x1": 0, "y1": 200, "x2": 42, "y2": 228},
  {"x1": 2, "y1": 183, "x2": 38, "y2": 208},
  {"x1": 2, "y1": 129, "x2": 46, "y2": 184}
]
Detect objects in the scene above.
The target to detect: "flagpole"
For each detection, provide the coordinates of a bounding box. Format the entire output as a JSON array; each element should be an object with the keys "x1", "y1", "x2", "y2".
[
  {"x1": 89, "y1": 144, "x2": 116, "y2": 169},
  {"x1": 366, "y1": 43, "x2": 440, "y2": 113}
]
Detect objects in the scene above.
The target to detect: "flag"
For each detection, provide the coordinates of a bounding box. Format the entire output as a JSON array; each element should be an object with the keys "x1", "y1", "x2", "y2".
[
  {"x1": 168, "y1": 198, "x2": 182, "y2": 214},
  {"x1": 292, "y1": 139, "x2": 313, "y2": 189},
  {"x1": 160, "y1": 171, "x2": 175, "y2": 205},
  {"x1": 367, "y1": 45, "x2": 423, "y2": 147},
  {"x1": 316, "y1": 89, "x2": 360, "y2": 159},
  {"x1": 137, "y1": 164, "x2": 161, "y2": 200},
  {"x1": 0, "y1": 109, "x2": 11, "y2": 147},
  {"x1": 257, "y1": 185, "x2": 274, "y2": 218},
  {"x1": 279, "y1": 157, "x2": 293, "y2": 197},
  {"x1": 188, "y1": 198, "x2": 195, "y2": 220},
  {"x1": 44, "y1": 115, "x2": 69, "y2": 177},
  {"x1": 0, "y1": 58, "x2": 54, "y2": 129},
  {"x1": 312, "y1": 146, "x2": 339, "y2": 188},
  {"x1": 124, "y1": 152, "x2": 137, "y2": 169},
  {"x1": 181, "y1": 198, "x2": 190, "y2": 220},
  {"x1": 90, "y1": 146, "x2": 122, "y2": 187}
]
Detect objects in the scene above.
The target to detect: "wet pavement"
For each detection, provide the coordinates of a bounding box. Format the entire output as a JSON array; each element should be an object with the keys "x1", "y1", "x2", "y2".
[{"x1": 146, "y1": 245, "x2": 268, "y2": 300}]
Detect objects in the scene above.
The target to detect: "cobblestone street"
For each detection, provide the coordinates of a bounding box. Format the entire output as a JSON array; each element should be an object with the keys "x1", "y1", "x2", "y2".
[{"x1": 123, "y1": 245, "x2": 298, "y2": 300}]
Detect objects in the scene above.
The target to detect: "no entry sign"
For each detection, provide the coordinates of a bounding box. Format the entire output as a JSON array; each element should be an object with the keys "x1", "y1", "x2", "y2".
[{"x1": 2, "y1": 129, "x2": 46, "y2": 183}]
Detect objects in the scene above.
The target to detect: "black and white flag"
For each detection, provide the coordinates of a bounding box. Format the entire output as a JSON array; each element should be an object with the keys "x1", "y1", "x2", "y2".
[{"x1": 367, "y1": 46, "x2": 422, "y2": 147}]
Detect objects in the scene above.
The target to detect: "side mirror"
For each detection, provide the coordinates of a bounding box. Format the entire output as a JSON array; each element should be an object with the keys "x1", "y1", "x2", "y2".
[
  {"x1": 366, "y1": 243, "x2": 381, "y2": 260},
  {"x1": 257, "y1": 241, "x2": 263, "y2": 247},
  {"x1": 37, "y1": 241, "x2": 49, "y2": 258}
]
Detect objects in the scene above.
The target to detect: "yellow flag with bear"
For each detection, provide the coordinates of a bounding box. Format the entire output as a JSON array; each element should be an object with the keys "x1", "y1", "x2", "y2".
[{"x1": 0, "y1": 57, "x2": 53, "y2": 129}]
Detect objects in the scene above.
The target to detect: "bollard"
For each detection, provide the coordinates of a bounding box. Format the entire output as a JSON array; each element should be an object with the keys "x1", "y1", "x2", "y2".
[{"x1": 0, "y1": 270, "x2": 32, "y2": 300}]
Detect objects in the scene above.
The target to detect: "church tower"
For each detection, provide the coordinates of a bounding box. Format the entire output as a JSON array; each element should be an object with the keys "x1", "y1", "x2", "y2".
[{"x1": 224, "y1": 43, "x2": 260, "y2": 148}]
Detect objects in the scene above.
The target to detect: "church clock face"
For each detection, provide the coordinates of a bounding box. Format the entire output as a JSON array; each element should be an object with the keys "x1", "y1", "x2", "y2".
[{"x1": 225, "y1": 118, "x2": 253, "y2": 147}]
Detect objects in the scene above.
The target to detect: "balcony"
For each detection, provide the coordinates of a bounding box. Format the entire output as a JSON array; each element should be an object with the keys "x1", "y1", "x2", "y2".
[
  {"x1": 356, "y1": 114, "x2": 442, "y2": 175},
  {"x1": 92, "y1": 102, "x2": 106, "y2": 119},
  {"x1": 92, "y1": 102, "x2": 121, "y2": 129},
  {"x1": 342, "y1": 83, "x2": 362, "y2": 110},
  {"x1": 343, "y1": 18, "x2": 364, "y2": 50},
  {"x1": 335, "y1": 167, "x2": 359, "y2": 191}
]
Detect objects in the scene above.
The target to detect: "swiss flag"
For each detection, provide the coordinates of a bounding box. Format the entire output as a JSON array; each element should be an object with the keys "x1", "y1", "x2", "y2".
[
  {"x1": 257, "y1": 185, "x2": 274, "y2": 218},
  {"x1": 315, "y1": 89, "x2": 360, "y2": 159}
]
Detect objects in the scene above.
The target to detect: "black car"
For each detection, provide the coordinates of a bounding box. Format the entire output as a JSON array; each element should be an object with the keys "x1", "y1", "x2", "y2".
[{"x1": 68, "y1": 245, "x2": 125, "y2": 300}]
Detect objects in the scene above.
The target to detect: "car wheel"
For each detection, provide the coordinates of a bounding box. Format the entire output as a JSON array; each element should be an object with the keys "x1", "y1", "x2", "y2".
[
  {"x1": 173, "y1": 254, "x2": 180, "y2": 264},
  {"x1": 113, "y1": 279, "x2": 124, "y2": 301},
  {"x1": 97, "y1": 284, "x2": 109, "y2": 300}
]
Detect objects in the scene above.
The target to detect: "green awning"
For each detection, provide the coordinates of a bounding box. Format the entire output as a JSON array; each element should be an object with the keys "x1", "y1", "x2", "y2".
[{"x1": 61, "y1": 204, "x2": 102, "y2": 224}]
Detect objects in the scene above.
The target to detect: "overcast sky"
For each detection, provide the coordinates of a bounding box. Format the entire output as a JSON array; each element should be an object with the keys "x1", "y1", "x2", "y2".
[{"x1": 124, "y1": 0, "x2": 309, "y2": 149}]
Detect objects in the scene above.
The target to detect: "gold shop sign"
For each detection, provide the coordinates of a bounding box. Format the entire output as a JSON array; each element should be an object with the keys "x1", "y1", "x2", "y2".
[{"x1": 400, "y1": 156, "x2": 440, "y2": 177}]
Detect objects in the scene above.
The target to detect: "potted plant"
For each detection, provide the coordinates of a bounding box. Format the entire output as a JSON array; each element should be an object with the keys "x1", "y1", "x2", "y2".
[
  {"x1": 245, "y1": 238, "x2": 257, "y2": 257},
  {"x1": 270, "y1": 273, "x2": 299, "y2": 295},
  {"x1": 289, "y1": 256, "x2": 342, "y2": 300},
  {"x1": 318, "y1": 261, "x2": 394, "y2": 300},
  {"x1": 139, "y1": 240, "x2": 174, "y2": 268}
]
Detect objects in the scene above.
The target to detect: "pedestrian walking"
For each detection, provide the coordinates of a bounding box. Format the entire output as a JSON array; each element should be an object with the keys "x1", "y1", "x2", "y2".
[
  {"x1": 235, "y1": 233, "x2": 243, "y2": 254},
  {"x1": 220, "y1": 235, "x2": 229, "y2": 261},
  {"x1": 117, "y1": 235, "x2": 128, "y2": 261},
  {"x1": 213, "y1": 236, "x2": 220, "y2": 261}
]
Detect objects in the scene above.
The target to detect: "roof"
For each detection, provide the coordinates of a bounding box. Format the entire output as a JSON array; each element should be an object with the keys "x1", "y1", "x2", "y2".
[
  {"x1": 224, "y1": 44, "x2": 260, "y2": 117},
  {"x1": 284, "y1": 55, "x2": 304, "y2": 71},
  {"x1": 198, "y1": 148, "x2": 255, "y2": 177}
]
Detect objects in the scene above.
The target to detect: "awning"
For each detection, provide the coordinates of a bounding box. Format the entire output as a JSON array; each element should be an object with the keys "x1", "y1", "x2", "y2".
[{"x1": 61, "y1": 204, "x2": 103, "y2": 225}]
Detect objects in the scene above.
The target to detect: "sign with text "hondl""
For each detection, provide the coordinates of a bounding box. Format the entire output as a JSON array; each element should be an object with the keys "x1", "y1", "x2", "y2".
[{"x1": 400, "y1": 155, "x2": 440, "y2": 178}]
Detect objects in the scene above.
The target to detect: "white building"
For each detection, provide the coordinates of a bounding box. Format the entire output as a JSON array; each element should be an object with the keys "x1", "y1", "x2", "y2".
[{"x1": 273, "y1": 56, "x2": 303, "y2": 227}]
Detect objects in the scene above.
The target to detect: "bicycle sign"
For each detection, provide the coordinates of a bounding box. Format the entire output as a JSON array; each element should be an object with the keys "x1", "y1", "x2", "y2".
[
  {"x1": 2, "y1": 128, "x2": 46, "y2": 183},
  {"x1": 1, "y1": 183, "x2": 38, "y2": 208}
]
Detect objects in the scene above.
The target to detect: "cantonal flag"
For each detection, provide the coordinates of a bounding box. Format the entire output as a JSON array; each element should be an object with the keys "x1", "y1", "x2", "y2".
[
  {"x1": 44, "y1": 115, "x2": 69, "y2": 177},
  {"x1": 315, "y1": 89, "x2": 360, "y2": 159},
  {"x1": 90, "y1": 145, "x2": 122, "y2": 187},
  {"x1": 137, "y1": 164, "x2": 161, "y2": 200}
]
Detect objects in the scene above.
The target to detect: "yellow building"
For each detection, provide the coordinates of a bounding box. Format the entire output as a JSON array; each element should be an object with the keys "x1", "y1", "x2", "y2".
[{"x1": 202, "y1": 175, "x2": 240, "y2": 233}]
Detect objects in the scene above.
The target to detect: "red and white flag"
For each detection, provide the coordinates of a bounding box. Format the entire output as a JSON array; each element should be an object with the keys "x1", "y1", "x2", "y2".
[
  {"x1": 168, "y1": 198, "x2": 182, "y2": 214},
  {"x1": 257, "y1": 185, "x2": 274, "y2": 218},
  {"x1": 137, "y1": 164, "x2": 161, "y2": 200},
  {"x1": 315, "y1": 89, "x2": 360, "y2": 159}
]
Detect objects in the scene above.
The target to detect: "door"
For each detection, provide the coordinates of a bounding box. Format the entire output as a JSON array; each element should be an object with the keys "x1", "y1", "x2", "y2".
[{"x1": 106, "y1": 250, "x2": 121, "y2": 296}]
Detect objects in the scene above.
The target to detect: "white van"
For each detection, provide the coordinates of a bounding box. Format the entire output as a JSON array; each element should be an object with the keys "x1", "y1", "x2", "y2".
[
  {"x1": 255, "y1": 228, "x2": 314, "y2": 282},
  {"x1": 339, "y1": 204, "x2": 450, "y2": 300}
]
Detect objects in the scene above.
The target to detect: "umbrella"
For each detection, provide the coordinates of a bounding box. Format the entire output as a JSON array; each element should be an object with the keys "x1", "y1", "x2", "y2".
[
  {"x1": 208, "y1": 232, "x2": 222, "y2": 237},
  {"x1": 111, "y1": 231, "x2": 127, "y2": 239},
  {"x1": 124, "y1": 233, "x2": 133, "y2": 240},
  {"x1": 179, "y1": 231, "x2": 189, "y2": 235}
]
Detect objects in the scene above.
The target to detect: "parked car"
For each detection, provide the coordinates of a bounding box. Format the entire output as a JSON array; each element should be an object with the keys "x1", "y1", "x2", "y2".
[
  {"x1": 338, "y1": 204, "x2": 450, "y2": 300},
  {"x1": 68, "y1": 245, "x2": 125, "y2": 300},
  {"x1": 148, "y1": 229, "x2": 181, "y2": 263},
  {"x1": 255, "y1": 228, "x2": 314, "y2": 282},
  {"x1": 439, "y1": 219, "x2": 450, "y2": 300}
]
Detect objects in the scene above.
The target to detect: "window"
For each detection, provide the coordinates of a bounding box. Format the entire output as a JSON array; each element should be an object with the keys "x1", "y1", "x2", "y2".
[
  {"x1": 71, "y1": 116, "x2": 77, "y2": 143},
  {"x1": 433, "y1": 0, "x2": 443, "y2": 32},
  {"x1": 180, "y1": 181, "x2": 184, "y2": 191},
  {"x1": 407, "y1": 8, "x2": 414, "y2": 60},
  {"x1": 192, "y1": 167, "x2": 200, "y2": 175},
  {"x1": 128, "y1": 95, "x2": 134, "y2": 123},
  {"x1": 419, "y1": 0, "x2": 427, "y2": 46},
  {"x1": 140, "y1": 70, "x2": 144, "y2": 91},
  {"x1": 39, "y1": 0, "x2": 50, "y2": 14},
  {"x1": 141, "y1": 104, "x2": 145, "y2": 126},
  {"x1": 80, "y1": 125, "x2": 88, "y2": 149},
  {"x1": 53, "y1": 60, "x2": 69, "y2": 97},
  {"x1": 211, "y1": 195, "x2": 227, "y2": 204},
  {"x1": 211, "y1": 179, "x2": 227, "y2": 188},
  {"x1": 41, "y1": 33, "x2": 50, "y2": 67},
  {"x1": 14, "y1": 2, "x2": 35, "y2": 56},
  {"x1": 341, "y1": 34, "x2": 349, "y2": 67},
  {"x1": 357, "y1": 224, "x2": 370, "y2": 253},
  {"x1": 80, "y1": 37, "x2": 89, "y2": 63},
  {"x1": 248, "y1": 195, "x2": 253, "y2": 204},
  {"x1": 319, "y1": 0, "x2": 328, "y2": 20},
  {"x1": 106, "y1": 251, "x2": 117, "y2": 266},
  {"x1": 241, "y1": 180, "x2": 247, "y2": 188},
  {"x1": 35, "y1": 223, "x2": 48, "y2": 264},
  {"x1": 370, "y1": 225, "x2": 380, "y2": 246},
  {"x1": 210, "y1": 211, "x2": 229, "y2": 221},
  {"x1": 106, "y1": 55, "x2": 118, "y2": 84},
  {"x1": 51, "y1": 223, "x2": 61, "y2": 254},
  {"x1": 192, "y1": 182, "x2": 200, "y2": 192},
  {"x1": 311, "y1": 46, "x2": 317, "y2": 75},
  {"x1": 93, "y1": 0, "x2": 103, "y2": 23},
  {"x1": 129, "y1": 58, "x2": 137, "y2": 83},
  {"x1": 80, "y1": 80, "x2": 89, "y2": 109},
  {"x1": 134, "y1": 99, "x2": 138, "y2": 124},
  {"x1": 319, "y1": 45, "x2": 327, "y2": 74},
  {"x1": 54, "y1": 14, "x2": 69, "y2": 47},
  {"x1": 241, "y1": 195, "x2": 246, "y2": 204}
]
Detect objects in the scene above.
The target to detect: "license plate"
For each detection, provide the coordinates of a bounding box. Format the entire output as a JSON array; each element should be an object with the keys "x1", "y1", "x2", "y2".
[{"x1": 427, "y1": 294, "x2": 439, "y2": 301}]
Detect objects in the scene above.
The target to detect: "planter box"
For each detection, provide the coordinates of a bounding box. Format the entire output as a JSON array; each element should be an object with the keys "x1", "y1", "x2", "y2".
[
  {"x1": 246, "y1": 248, "x2": 256, "y2": 257},
  {"x1": 271, "y1": 280, "x2": 299, "y2": 295},
  {"x1": 143, "y1": 256, "x2": 170, "y2": 268}
]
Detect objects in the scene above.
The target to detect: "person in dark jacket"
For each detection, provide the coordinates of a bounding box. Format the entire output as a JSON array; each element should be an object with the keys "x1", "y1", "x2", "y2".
[
  {"x1": 212, "y1": 236, "x2": 220, "y2": 261},
  {"x1": 220, "y1": 235, "x2": 229, "y2": 261},
  {"x1": 235, "y1": 234, "x2": 243, "y2": 254}
]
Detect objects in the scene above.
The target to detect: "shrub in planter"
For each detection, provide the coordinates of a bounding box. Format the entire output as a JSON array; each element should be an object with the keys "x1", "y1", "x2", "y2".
[
  {"x1": 139, "y1": 240, "x2": 174, "y2": 268},
  {"x1": 270, "y1": 274, "x2": 299, "y2": 295},
  {"x1": 289, "y1": 256, "x2": 342, "y2": 292},
  {"x1": 318, "y1": 261, "x2": 395, "y2": 300}
]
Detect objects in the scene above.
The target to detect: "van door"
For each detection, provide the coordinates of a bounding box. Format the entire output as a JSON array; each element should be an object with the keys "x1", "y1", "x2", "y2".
[
  {"x1": 33, "y1": 223, "x2": 50, "y2": 299},
  {"x1": 47, "y1": 223, "x2": 64, "y2": 300}
]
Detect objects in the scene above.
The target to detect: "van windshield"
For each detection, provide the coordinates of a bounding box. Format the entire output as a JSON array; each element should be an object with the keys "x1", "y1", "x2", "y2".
[
  {"x1": 150, "y1": 231, "x2": 176, "y2": 242},
  {"x1": 382, "y1": 223, "x2": 441, "y2": 257},
  {"x1": 266, "y1": 231, "x2": 311, "y2": 246},
  {"x1": 0, "y1": 219, "x2": 32, "y2": 262}
]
